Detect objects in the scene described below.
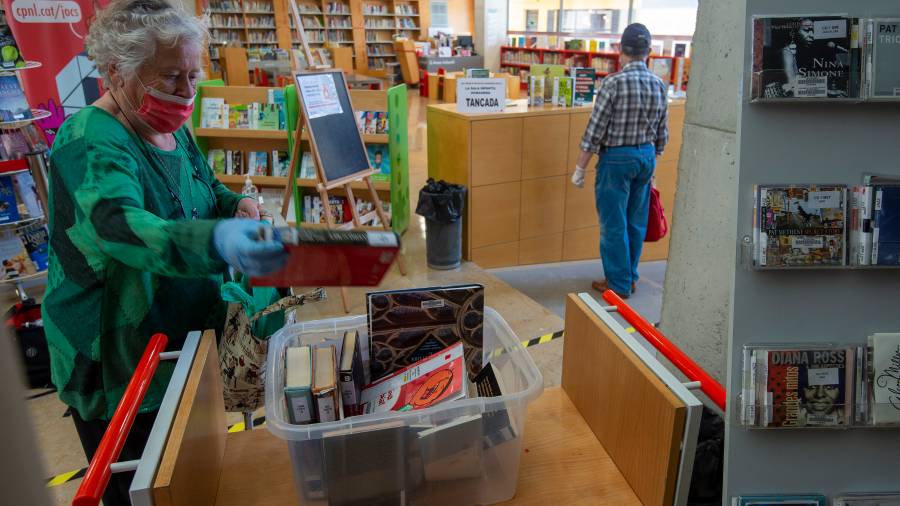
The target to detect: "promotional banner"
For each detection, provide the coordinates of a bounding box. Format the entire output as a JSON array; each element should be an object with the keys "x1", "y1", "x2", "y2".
[{"x1": 2, "y1": 0, "x2": 110, "y2": 144}]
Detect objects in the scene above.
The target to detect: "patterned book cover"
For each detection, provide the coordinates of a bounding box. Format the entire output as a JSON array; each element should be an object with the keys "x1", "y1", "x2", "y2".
[
  {"x1": 757, "y1": 185, "x2": 846, "y2": 268},
  {"x1": 367, "y1": 284, "x2": 484, "y2": 381},
  {"x1": 761, "y1": 348, "x2": 853, "y2": 428}
]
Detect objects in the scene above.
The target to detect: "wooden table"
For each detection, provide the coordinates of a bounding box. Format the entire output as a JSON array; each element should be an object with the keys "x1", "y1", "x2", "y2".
[{"x1": 214, "y1": 388, "x2": 641, "y2": 505}]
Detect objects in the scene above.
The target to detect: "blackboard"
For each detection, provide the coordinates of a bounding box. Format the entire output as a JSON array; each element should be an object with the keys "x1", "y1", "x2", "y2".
[{"x1": 294, "y1": 71, "x2": 371, "y2": 185}]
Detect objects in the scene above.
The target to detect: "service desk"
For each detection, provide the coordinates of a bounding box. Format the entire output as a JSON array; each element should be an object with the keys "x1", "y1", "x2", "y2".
[{"x1": 427, "y1": 99, "x2": 684, "y2": 268}]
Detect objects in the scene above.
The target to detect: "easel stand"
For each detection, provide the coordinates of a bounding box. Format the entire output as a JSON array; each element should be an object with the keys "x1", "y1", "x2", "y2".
[{"x1": 280, "y1": 70, "x2": 406, "y2": 313}]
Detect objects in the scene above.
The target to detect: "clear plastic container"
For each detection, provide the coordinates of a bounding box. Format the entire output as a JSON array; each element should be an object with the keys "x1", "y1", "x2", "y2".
[{"x1": 265, "y1": 307, "x2": 543, "y2": 505}]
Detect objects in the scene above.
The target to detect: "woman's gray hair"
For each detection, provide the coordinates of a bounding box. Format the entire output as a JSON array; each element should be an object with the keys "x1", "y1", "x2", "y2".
[{"x1": 86, "y1": 0, "x2": 208, "y2": 86}]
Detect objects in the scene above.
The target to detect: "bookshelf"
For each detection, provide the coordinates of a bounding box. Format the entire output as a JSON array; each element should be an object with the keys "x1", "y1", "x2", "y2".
[
  {"x1": 202, "y1": 0, "x2": 287, "y2": 77},
  {"x1": 192, "y1": 82, "x2": 409, "y2": 233}
]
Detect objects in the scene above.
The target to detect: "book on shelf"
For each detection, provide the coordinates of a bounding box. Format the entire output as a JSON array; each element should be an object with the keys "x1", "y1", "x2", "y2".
[
  {"x1": 223, "y1": 150, "x2": 245, "y2": 175},
  {"x1": 865, "y1": 19, "x2": 900, "y2": 100},
  {"x1": 530, "y1": 64, "x2": 567, "y2": 102},
  {"x1": 201, "y1": 97, "x2": 227, "y2": 128},
  {"x1": 0, "y1": 75, "x2": 31, "y2": 122},
  {"x1": 649, "y1": 58, "x2": 673, "y2": 85},
  {"x1": 360, "y1": 341, "x2": 467, "y2": 414},
  {"x1": 15, "y1": 222, "x2": 48, "y2": 272},
  {"x1": 0, "y1": 27, "x2": 26, "y2": 69},
  {"x1": 284, "y1": 346, "x2": 315, "y2": 424},
  {"x1": 0, "y1": 229, "x2": 35, "y2": 280},
  {"x1": 271, "y1": 150, "x2": 289, "y2": 177},
  {"x1": 247, "y1": 151, "x2": 269, "y2": 176},
  {"x1": 366, "y1": 144, "x2": 390, "y2": 176},
  {"x1": 367, "y1": 284, "x2": 485, "y2": 381},
  {"x1": 0, "y1": 174, "x2": 20, "y2": 223},
  {"x1": 733, "y1": 495, "x2": 826, "y2": 506},
  {"x1": 208, "y1": 149, "x2": 226, "y2": 174},
  {"x1": 868, "y1": 333, "x2": 900, "y2": 426},
  {"x1": 871, "y1": 185, "x2": 900, "y2": 265},
  {"x1": 833, "y1": 493, "x2": 900, "y2": 506},
  {"x1": 338, "y1": 330, "x2": 365, "y2": 417},
  {"x1": 754, "y1": 185, "x2": 846, "y2": 268},
  {"x1": 751, "y1": 16, "x2": 860, "y2": 100},
  {"x1": 313, "y1": 345, "x2": 340, "y2": 423},
  {"x1": 572, "y1": 67, "x2": 596, "y2": 106},
  {"x1": 299, "y1": 152, "x2": 316, "y2": 179},
  {"x1": 553, "y1": 76, "x2": 575, "y2": 107},
  {"x1": 250, "y1": 227, "x2": 400, "y2": 287},
  {"x1": 12, "y1": 172, "x2": 42, "y2": 220},
  {"x1": 742, "y1": 346, "x2": 854, "y2": 428},
  {"x1": 528, "y1": 76, "x2": 544, "y2": 106}
]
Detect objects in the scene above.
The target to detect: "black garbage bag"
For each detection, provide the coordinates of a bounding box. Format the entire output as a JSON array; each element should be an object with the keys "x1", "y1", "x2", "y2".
[
  {"x1": 687, "y1": 406, "x2": 724, "y2": 506},
  {"x1": 415, "y1": 178, "x2": 466, "y2": 223}
]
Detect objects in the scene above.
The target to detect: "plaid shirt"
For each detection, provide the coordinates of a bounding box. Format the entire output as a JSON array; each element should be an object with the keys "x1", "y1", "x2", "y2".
[{"x1": 580, "y1": 61, "x2": 669, "y2": 156}]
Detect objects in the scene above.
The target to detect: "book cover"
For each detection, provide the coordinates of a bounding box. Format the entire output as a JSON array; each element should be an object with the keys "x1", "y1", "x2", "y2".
[
  {"x1": 868, "y1": 333, "x2": 900, "y2": 426},
  {"x1": 0, "y1": 129, "x2": 30, "y2": 160},
  {"x1": 0, "y1": 75, "x2": 31, "y2": 122},
  {"x1": 367, "y1": 284, "x2": 484, "y2": 380},
  {"x1": 375, "y1": 111, "x2": 387, "y2": 134},
  {"x1": 356, "y1": 110, "x2": 367, "y2": 131},
  {"x1": 271, "y1": 150, "x2": 289, "y2": 177},
  {"x1": 361, "y1": 341, "x2": 466, "y2": 414},
  {"x1": 207, "y1": 149, "x2": 226, "y2": 174},
  {"x1": 232, "y1": 104, "x2": 250, "y2": 129},
  {"x1": 736, "y1": 495, "x2": 826, "y2": 506},
  {"x1": 0, "y1": 229, "x2": 33, "y2": 280},
  {"x1": 751, "y1": 16, "x2": 858, "y2": 100},
  {"x1": 250, "y1": 227, "x2": 400, "y2": 287},
  {"x1": 557, "y1": 76, "x2": 575, "y2": 107},
  {"x1": 416, "y1": 414, "x2": 484, "y2": 482},
  {"x1": 759, "y1": 348, "x2": 854, "y2": 428},
  {"x1": 756, "y1": 185, "x2": 846, "y2": 268},
  {"x1": 872, "y1": 185, "x2": 900, "y2": 265},
  {"x1": 867, "y1": 19, "x2": 900, "y2": 99},
  {"x1": 249, "y1": 150, "x2": 268, "y2": 176},
  {"x1": 258, "y1": 103, "x2": 280, "y2": 130},
  {"x1": 530, "y1": 64, "x2": 567, "y2": 102},
  {"x1": 529, "y1": 76, "x2": 544, "y2": 106},
  {"x1": 339, "y1": 330, "x2": 365, "y2": 417},
  {"x1": 650, "y1": 58, "x2": 673, "y2": 85},
  {"x1": 0, "y1": 28, "x2": 26, "y2": 69},
  {"x1": 834, "y1": 493, "x2": 900, "y2": 506},
  {"x1": 284, "y1": 346, "x2": 315, "y2": 424},
  {"x1": 365, "y1": 111, "x2": 377, "y2": 134},
  {"x1": 366, "y1": 144, "x2": 390, "y2": 175},
  {"x1": 313, "y1": 345, "x2": 339, "y2": 423},
  {"x1": 572, "y1": 67, "x2": 596, "y2": 106},
  {"x1": 200, "y1": 97, "x2": 226, "y2": 128},
  {"x1": 12, "y1": 172, "x2": 43, "y2": 219},
  {"x1": 15, "y1": 223, "x2": 48, "y2": 272},
  {"x1": 0, "y1": 175, "x2": 20, "y2": 223}
]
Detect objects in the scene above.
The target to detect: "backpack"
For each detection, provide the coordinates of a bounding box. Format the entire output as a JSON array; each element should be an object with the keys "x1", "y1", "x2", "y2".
[{"x1": 645, "y1": 186, "x2": 668, "y2": 242}]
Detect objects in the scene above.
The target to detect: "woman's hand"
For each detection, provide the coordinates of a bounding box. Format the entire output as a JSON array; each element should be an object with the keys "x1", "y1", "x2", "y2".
[{"x1": 234, "y1": 197, "x2": 261, "y2": 220}]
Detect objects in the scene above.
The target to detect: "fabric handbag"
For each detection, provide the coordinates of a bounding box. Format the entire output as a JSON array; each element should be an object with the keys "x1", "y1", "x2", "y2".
[
  {"x1": 219, "y1": 285, "x2": 326, "y2": 412},
  {"x1": 645, "y1": 185, "x2": 668, "y2": 242}
]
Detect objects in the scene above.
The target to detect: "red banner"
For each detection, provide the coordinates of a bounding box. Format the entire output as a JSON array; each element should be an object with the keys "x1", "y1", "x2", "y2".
[{"x1": 2, "y1": 0, "x2": 110, "y2": 144}]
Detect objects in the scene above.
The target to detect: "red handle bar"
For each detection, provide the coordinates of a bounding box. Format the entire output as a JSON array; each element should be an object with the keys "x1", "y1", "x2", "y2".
[
  {"x1": 72, "y1": 333, "x2": 169, "y2": 506},
  {"x1": 602, "y1": 290, "x2": 727, "y2": 411}
]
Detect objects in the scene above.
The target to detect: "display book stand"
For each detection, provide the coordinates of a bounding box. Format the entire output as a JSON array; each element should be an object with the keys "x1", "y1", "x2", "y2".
[
  {"x1": 278, "y1": 67, "x2": 407, "y2": 313},
  {"x1": 726, "y1": 0, "x2": 900, "y2": 504},
  {"x1": 0, "y1": 60, "x2": 51, "y2": 301}
]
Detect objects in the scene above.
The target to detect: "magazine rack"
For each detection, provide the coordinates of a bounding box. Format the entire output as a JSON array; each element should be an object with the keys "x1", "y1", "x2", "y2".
[{"x1": 725, "y1": 0, "x2": 900, "y2": 500}]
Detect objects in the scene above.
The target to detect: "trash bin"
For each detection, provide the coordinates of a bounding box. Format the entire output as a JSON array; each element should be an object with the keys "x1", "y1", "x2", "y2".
[{"x1": 416, "y1": 178, "x2": 466, "y2": 270}]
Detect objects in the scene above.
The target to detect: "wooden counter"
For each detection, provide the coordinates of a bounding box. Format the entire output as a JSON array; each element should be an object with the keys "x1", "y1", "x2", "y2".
[
  {"x1": 213, "y1": 388, "x2": 641, "y2": 506},
  {"x1": 427, "y1": 99, "x2": 685, "y2": 268}
]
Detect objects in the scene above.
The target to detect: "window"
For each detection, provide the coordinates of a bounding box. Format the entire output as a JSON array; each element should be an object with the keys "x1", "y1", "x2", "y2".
[
  {"x1": 508, "y1": 0, "x2": 697, "y2": 38},
  {"x1": 431, "y1": 0, "x2": 449, "y2": 28}
]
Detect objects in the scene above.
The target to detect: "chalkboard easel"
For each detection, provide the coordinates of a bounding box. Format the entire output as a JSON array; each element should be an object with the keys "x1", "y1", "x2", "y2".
[{"x1": 281, "y1": 69, "x2": 406, "y2": 312}]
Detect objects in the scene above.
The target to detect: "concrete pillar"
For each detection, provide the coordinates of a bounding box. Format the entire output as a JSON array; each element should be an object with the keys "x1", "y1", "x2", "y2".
[
  {"x1": 659, "y1": 0, "x2": 745, "y2": 382},
  {"x1": 473, "y1": 0, "x2": 508, "y2": 72}
]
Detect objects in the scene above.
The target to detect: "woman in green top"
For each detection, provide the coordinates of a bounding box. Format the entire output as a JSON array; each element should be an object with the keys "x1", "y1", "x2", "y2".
[{"x1": 43, "y1": 0, "x2": 287, "y2": 503}]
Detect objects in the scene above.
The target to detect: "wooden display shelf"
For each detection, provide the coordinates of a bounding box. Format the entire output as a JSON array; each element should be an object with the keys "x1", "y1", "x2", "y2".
[
  {"x1": 195, "y1": 128, "x2": 288, "y2": 139},
  {"x1": 215, "y1": 174, "x2": 390, "y2": 192}
]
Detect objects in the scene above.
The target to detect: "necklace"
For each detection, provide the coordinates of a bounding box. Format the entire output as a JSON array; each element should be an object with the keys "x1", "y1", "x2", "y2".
[{"x1": 109, "y1": 91, "x2": 200, "y2": 220}]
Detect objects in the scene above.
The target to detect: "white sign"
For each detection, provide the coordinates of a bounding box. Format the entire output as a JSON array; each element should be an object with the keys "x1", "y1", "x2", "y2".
[
  {"x1": 808, "y1": 367, "x2": 839, "y2": 386},
  {"x1": 457, "y1": 78, "x2": 506, "y2": 113},
  {"x1": 806, "y1": 191, "x2": 841, "y2": 209},
  {"x1": 11, "y1": 0, "x2": 81, "y2": 23},
  {"x1": 813, "y1": 19, "x2": 847, "y2": 39},
  {"x1": 296, "y1": 73, "x2": 343, "y2": 119}
]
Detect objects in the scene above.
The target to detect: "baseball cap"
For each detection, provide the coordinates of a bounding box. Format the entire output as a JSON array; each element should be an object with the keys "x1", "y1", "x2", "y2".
[{"x1": 621, "y1": 23, "x2": 652, "y2": 55}]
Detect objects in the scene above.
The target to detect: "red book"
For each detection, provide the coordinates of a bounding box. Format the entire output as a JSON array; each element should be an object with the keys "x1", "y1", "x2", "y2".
[{"x1": 251, "y1": 227, "x2": 400, "y2": 287}]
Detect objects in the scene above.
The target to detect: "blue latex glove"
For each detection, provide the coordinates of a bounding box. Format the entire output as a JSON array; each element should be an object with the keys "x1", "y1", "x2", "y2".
[{"x1": 213, "y1": 219, "x2": 288, "y2": 277}]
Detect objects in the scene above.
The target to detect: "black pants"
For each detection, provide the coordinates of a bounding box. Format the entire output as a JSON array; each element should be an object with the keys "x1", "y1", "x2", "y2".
[{"x1": 71, "y1": 409, "x2": 158, "y2": 506}]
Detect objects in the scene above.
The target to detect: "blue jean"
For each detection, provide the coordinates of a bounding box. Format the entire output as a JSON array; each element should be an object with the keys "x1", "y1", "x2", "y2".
[{"x1": 595, "y1": 144, "x2": 656, "y2": 295}]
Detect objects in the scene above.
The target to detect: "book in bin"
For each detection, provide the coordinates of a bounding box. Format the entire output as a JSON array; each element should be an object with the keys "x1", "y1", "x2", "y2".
[
  {"x1": 284, "y1": 346, "x2": 314, "y2": 424},
  {"x1": 367, "y1": 284, "x2": 484, "y2": 381},
  {"x1": 751, "y1": 16, "x2": 859, "y2": 100},
  {"x1": 251, "y1": 227, "x2": 400, "y2": 288},
  {"x1": 743, "y1": 347, "x2": 854, "y2": 428},
  {"x1": 755, "y1": 185, "x2": 846, "y2": 268}
]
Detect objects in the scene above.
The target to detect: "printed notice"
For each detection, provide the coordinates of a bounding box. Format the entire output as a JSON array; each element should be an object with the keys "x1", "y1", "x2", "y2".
[
  {"x1": 808, "y1": 367, "x2": 839, "y2": 386},
  {"x1": 457, "y1": 78, "x2": 506, "y2": 113},
  {"x1": 297, "y1": 73, "x2": 343, "y2": 119},
  {"x1": 807, "y1": 190, "x2": 842, "y2": 209},
  {"x1": 814, "y1": 19, "x2": 847, "y2": 39}
]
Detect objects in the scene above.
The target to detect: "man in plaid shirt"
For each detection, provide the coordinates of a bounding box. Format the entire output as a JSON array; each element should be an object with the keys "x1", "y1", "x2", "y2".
[{"x1": 572, "y1": 23, "x2": 669, "y2": 298}]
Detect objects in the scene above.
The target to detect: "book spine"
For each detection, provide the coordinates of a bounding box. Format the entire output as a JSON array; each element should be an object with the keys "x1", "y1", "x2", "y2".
[
  {"x1": 315, "y1": 389, "x2": 338, "y2": 422},
  {"x1": 741, "y1": 347, "x2": 755, "y2": 426},
  {"x1": 339, "y1": 371, "x2": 359, "y2": 416},
  {"x1": 285, "y1": 388, "x2": 314, "y2": 424},
  {"x1": 872, "y1": 188, "x2": 883, "y2": 265}
]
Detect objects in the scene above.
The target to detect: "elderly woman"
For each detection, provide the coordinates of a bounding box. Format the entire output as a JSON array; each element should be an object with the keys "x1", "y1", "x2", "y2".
[{"x1": 43, "y1": 0, "x2": 285, "y2": 502}]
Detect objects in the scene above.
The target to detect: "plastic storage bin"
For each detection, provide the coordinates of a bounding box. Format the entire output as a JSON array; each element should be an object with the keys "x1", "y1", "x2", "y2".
[{"x1": 265, "y1": 307, "x2": 543, "y2": 506}]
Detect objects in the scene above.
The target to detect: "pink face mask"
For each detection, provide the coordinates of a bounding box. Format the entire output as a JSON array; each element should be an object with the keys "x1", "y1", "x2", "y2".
[{"x1": 135, "y1": 85, "x2": 195, "y2": 134}]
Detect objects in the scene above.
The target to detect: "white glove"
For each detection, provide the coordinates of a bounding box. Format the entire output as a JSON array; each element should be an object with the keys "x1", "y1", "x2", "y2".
[{"x1": 571, "y1": 166, "x2": 585, "y2": 188}]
